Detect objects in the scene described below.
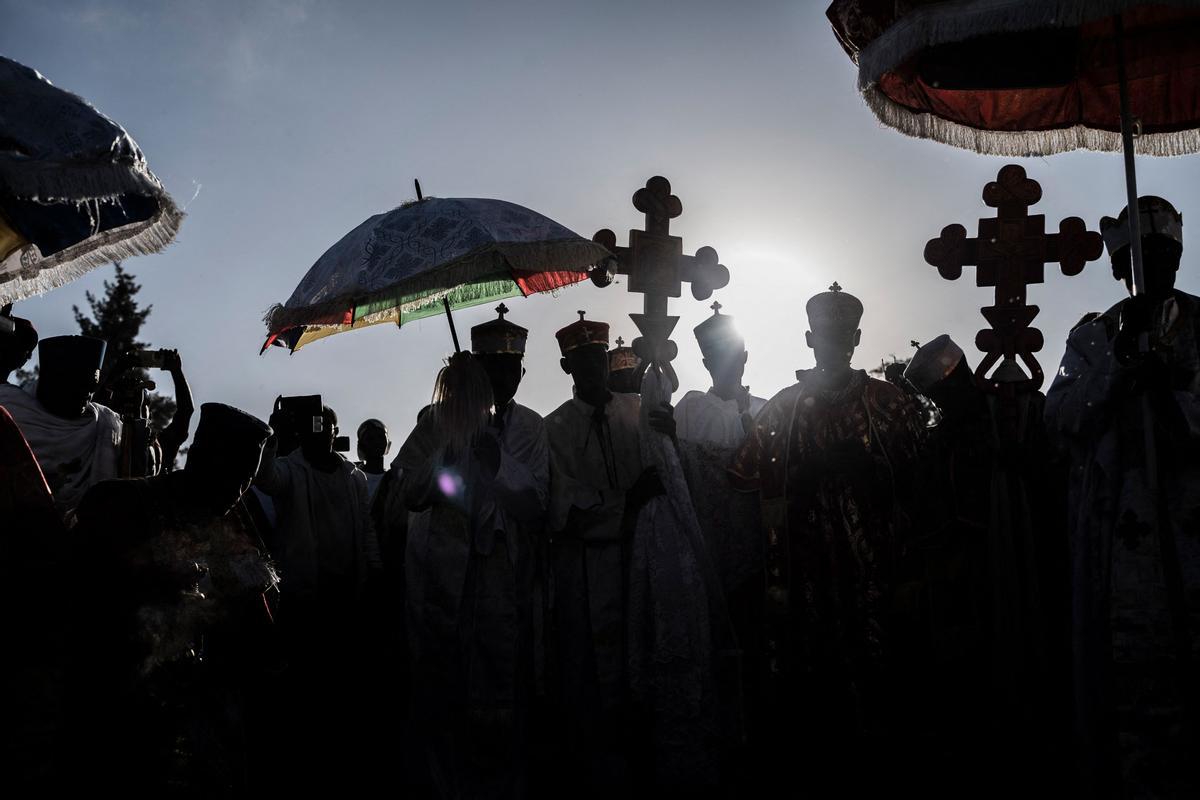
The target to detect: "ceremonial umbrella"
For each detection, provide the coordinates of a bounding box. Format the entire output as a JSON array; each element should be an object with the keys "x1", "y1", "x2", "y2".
[
  {"x1": 0, "y1": 56, "x2": 183, "y2": 304},
  {"x1": 262, "y1": 186, "x2": 611, "y2": 353},
  {"x1": 826, "y1": 2, "x2": 1200, "y2": 783},
  {"x1": 826, "y1": 0, "x2": 1200, "y2": 294}
]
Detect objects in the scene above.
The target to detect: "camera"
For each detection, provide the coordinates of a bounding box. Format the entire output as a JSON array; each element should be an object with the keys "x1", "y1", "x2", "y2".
[
  {"x1": 333, "y1": 435, "x2": 351, "y2": 453},
  {"x1": 275, "y1": 394, "x2": 325, "y2": 434}
]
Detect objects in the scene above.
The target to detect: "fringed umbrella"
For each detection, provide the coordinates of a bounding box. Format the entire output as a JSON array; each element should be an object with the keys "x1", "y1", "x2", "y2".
[
  {"x1": 827, "y1": 0, "x2": 1200, "y2": 293},
  {"x1": 0, "y1": 56, "x2": 183, "y2": 303},
  {"x1": 826, "y1": 3, "x2": 1200, "y2": 792},
  {"x1": 262, "y1": 184, "x2": 611, "y2": 353}
]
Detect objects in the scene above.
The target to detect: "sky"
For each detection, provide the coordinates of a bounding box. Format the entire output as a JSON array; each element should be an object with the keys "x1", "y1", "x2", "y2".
[{"x1": 6, "y1": 0, "x2": 1200, "y2": 454}]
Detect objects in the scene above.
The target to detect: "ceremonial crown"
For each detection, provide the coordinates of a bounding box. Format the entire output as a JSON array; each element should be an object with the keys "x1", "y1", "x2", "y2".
[
  {"x1": 608, "y1": 335, "x2": 641, "y2": 373},
  {"x1": 1100, "y1": 195, "x2": 1183, "y2": 256},
  {"x1": 903, "y1": 334, "x2": 964, "y2": 393},
  {"x1": 555, "y1": 310, "x2": 609, "y2": 355},
  {"x1": 193, "y1": 402, "x2": 273, "y2": 452},
  {"x1": 805, "y1": 282, "x2": 863, "y2": 335},
  {"x1": 471, "y1": 303, "x2": 528, "y2": 355},
  {"x1": 38, "y1": 334, "x2": 106, "y2": 377},
  {"x1": 693, "y1": 300, "x2": 744, "y2": 358}
]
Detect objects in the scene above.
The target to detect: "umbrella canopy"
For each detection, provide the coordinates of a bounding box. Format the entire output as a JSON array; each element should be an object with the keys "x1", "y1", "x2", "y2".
[
  {"x1": 827, "y1": 0, "x2": 1200, "y2": 156},
  {"x1": 0, "y1": 56, "x2": 183, "y2": 303},
  {"x1": 262, "y1": 196, "x2": 611, "y2": 353}
]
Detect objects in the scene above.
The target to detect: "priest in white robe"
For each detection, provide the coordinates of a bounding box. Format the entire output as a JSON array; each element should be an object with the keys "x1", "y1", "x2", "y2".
[
  {"x1": 0, "y1": 335, "x2": 120, "y2": 518},
  {"x1": 397, "y1": 305, "x2": 549, "y2": 799},
  {"x1": 545, "y1": 312, "x2": 665, "y2": 793}
]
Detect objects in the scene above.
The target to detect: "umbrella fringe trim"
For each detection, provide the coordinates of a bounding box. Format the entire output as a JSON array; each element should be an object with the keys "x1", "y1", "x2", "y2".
[
  {"x1": 863, "y1": 85, "x2": 1200, "y2": 157},
  {"x1": 263, "y1": 275, "x2": 589, "y2": 353},
  {"x1": 0, "y1": 198, "x2": 184, "y2": 304},
  {"x1": 0, "y1": 159, "x2": 167, "y2": 204},
  {"x1": 857, "y1": 0, "x2": 1200, "y2": 87},
  {"x1": 262, "y1": 238, "x2": 608, "y2": 335}
]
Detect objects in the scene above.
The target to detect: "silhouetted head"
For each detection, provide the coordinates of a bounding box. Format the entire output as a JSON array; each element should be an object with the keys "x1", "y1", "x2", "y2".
[
  {"x1": 36, "y1": 335, "x2": 106, "y2": 419},
  {"x1": 0, "y1": 314, "x2": 37, "y2": 382},
  {"x1": 694, "y1": 304, "x2": 748, "y2": 392},
  {"x1": 561, "y1": 343, "x2": 610, "y2": 405},
  {"x1": 1102, "y1": 196, "x2": 1183, "y2": 301},
  {"x1": 430, "y1": 352, "x2": 493, "y2": 459},
  {"x1": 928, "y1": 360, "x2": 980, "y2": 421},
  {"x1": 476, "y1": 353, "x2": 524, "y2": 410},
  {"x1": 556, "y1": 312, "x2": 610, "y2": 406},
  {"x1": 184, "y1": 403, "x2": 272, "y2": 515},
  {"x1": 300, "y1": 405, "x2": 337, "y2": 464},
  {"x1": 905, "y1": 335, "x2": 980, "y2": 421},
  {"x1": 471, "y1": 303, "x2": 528, "y2": 410},
  {"x1": 357, "y1": 418, "x2": 391, "y2": 463},
  {"x1": 608, "y1": 366, "x2": 642, "y2": 394},
  {"x1": 704, "y1": 345, "x2": 747, "y2": 391},
  {"x1": 804, "y1": 284, "x2": 863, "y2": 375},
  {"x1": 607, "y1": 336, "x2": 642, "y2": 394}
]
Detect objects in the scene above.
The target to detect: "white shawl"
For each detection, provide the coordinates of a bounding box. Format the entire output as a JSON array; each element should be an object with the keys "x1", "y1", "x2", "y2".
[{"x1": 0, "y1": 382, "x2": 121, "y2": 516}]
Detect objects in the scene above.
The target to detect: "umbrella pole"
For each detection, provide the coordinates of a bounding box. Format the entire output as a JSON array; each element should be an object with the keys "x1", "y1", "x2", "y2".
[
  {"x1": 443, "y1": 296, "x2": 462, "y2": 353},
  {"x1": 1115, "y1": 15, "x2": 1146, "y2": 297},
  {"x1": 1115, "y1": 14, "x2": 1198, "y2": 725}
]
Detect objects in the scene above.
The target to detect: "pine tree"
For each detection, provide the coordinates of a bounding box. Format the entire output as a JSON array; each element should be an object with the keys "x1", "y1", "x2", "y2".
[
  {"x1": 73, "y1": 263, "x2": 176, "y2": 430},
  {"x1": 74, "y1": 262, "x2": 151, "y2": 369}
]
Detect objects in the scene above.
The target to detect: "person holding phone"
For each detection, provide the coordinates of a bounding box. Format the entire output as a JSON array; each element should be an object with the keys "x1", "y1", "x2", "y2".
[
  {"x1": 154, "y1": 349, "x2": 193, "y2": 472},
  {"x1": 99, "y1": 347, "x2": 194, "y2": 475}
]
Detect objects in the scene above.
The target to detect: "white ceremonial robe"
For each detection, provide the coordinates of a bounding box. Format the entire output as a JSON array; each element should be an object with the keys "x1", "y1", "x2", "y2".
[
  {"x1": 675, "y1": 388, "x2": 766, "y2": 448},
  {"x1": 0, "y1": 382, "x2": 121, "y2": 517},
  {"x1": 398, "y1": 400, "x2": 548, "y2": 800},
  {"x1": 544, "y1": 391, "x2": 643, "y2": 787},
  {"x1": 675, "y1": 387, "x2": 766, "y2": 594}
]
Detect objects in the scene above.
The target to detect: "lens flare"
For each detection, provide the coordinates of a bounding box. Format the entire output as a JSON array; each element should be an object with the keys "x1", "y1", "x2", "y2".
[{"x1": 437, "y1": 468, "x2": 465, "y2": 499}]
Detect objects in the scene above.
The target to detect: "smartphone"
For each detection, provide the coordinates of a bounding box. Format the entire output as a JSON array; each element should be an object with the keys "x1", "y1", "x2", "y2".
[
  {"x1": 333, "y1": 435, "x2": 351, "y2": 453},
  {"x1": 136, "y1": 349, "x2": 168, "y2": 369}
]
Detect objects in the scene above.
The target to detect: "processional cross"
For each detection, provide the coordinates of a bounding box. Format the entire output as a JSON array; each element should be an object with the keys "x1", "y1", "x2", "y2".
[
  {"x1": 923, "y1": 164, "x2": 1103, "y2": 392},
  {"x1": 592, "y1": 176, "x2": 729, "y2": 388}
]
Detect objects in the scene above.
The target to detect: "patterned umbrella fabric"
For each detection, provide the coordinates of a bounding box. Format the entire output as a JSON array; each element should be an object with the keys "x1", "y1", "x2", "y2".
[
  {"x1": 827, "y1": 0, "x2": 1200, "y2": 156},
  {"x1": 262, "y1": 196, "x2": 611, "y2": 353},
  {"x1": 0, "y1": 56, "x2": 183, "y2": 303}
]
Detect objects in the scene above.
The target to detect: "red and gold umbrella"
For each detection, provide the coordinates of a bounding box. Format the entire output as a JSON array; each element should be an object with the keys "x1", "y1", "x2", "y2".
[{"x1": 827, "y1": 0, "x2": 1200, "y2": 291}]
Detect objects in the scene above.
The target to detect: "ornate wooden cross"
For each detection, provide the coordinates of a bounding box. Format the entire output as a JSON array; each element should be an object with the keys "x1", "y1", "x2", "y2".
[
  {"x1": 924, "y1": 164, "x2": 1103, "y2": 392},
  {"x1": 593, "y1": 176, "x2": 729, "y2": 387}
]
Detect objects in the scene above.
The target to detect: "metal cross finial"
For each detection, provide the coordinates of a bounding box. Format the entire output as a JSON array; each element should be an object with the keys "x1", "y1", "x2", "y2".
[
  {"x1": 829, "y1": 281, "x2": 843, "y2": 293},
  {"x1": 590, "y1": 176, "x2": 730, "y2": 392},
  {"x1": 710, "y1": 300, "x2": 722, "y2": 314},
  {"x1": 496, "y1": 302, "x2": 509, "y2": 319},
  {"x1": 615, "y1": 336, "x2": 625, "y2": 347},
  {"x1": 910, "y1": 339, "x2": 921, "y2": 349},
  {"x1": 577, "y1": 310, "x2": 586, "y2": 322},
  {"x1": 924, "y1": 163, "x2": 1103, "y2": 392}
]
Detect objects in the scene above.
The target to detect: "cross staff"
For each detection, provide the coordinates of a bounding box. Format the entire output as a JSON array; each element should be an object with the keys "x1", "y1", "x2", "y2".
[
  {"x1": 592, "y1": 176, "x2": 729, "y2": 388},
  {"x1": 924, "y1": 164, "x2": 1103, "y2": 392}
]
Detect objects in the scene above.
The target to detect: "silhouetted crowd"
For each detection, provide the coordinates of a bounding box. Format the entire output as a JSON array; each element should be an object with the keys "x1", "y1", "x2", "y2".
[{"x1": 2, "y1": 196, "x2": 1198, "y2": 798}]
